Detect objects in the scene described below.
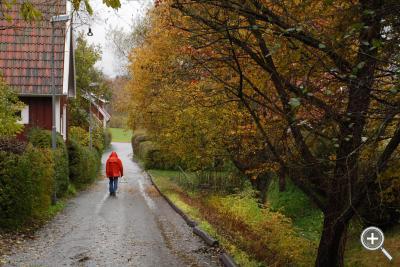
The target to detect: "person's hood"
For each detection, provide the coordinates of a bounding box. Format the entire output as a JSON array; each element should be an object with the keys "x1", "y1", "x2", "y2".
[{"x1": 109, "y1": 151, "x2": 118, "y2": 159}]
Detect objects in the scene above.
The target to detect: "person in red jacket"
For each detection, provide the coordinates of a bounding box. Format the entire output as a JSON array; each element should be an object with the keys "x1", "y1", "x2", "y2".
[{"x1": 106, "y1": 151, "x2": 123, "y2": 196}]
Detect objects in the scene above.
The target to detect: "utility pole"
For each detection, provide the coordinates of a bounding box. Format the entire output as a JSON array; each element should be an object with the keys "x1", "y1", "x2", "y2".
[
  {"x1": 51, "y1": 14, "x2": 70, "y2": 150},
  {"x1": 89, "y1": 91, "x2": 92, "y2": 150},
  {"x1": 50, "y1": 14, "x2": 70, "y2": 204},
  {"x1": 88, "y1": 82, "x2": 99, "y2": 150}
]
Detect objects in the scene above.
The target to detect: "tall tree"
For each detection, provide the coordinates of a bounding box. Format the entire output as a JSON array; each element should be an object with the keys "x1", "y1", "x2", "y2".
[
  {"x1": 148, "y1": 0, "x2": 400, "y2": 266},
  {"x1": 123, "y1": 0, "x2": 400, "y2": 266},
  {"x1": 107, "y1": 17, "x2": 150, "y2": 75},
  {"x1": 69, "y1": 33, "x2": 111, "y2": 128}
]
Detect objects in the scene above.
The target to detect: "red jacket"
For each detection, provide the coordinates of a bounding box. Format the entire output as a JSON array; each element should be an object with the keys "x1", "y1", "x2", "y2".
[{"x1": 106, "y1": 152, "x2": 123, "y2": 178}]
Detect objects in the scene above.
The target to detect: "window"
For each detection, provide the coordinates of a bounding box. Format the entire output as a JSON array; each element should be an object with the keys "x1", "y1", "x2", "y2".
[{"x1": 17, "y1": 105, "x2": 29, "y2": 124}]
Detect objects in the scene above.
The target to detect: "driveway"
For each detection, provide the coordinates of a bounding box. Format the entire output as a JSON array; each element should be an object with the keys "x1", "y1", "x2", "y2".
[{"x1": 3, "y1": 142, "x2": 219, "y2": 267}]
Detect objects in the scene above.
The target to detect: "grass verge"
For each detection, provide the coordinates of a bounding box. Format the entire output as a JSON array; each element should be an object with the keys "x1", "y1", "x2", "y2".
[
  {"x1": 148, "y1": 169, "x2": 317, "y2": 266},
  {"x1": 149, "y1": 170, "x2": 400, "y2": 266},
  {"x1": 344, "y1": 225, "x2": 400, "y2": 267},
  {"x1": 267, "y1": 179, "x2": 323, "y2": 242},
  {"x1": 109, "y1": 128, "x2": 133, "y2": 143}
]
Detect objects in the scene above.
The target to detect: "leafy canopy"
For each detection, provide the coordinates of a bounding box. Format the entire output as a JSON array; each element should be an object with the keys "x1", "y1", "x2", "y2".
[{"x1": 0, "y1": 78, "x2": 24, "y2": 137}]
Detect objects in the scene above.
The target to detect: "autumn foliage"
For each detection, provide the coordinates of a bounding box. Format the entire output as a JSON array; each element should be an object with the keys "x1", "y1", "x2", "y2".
[{"x1": 125, "y1": 1, "x2": 400, "y2": 266}]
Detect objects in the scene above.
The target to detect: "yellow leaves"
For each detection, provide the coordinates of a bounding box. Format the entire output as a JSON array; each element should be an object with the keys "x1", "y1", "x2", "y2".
[
  {"x1": 328, "y1": 154, "x2": 336, "y2": 161},
  {"x1": 378, "y1": 161, "x2": 400, "y2": 205},
  {"x1": 124, "y1": 2, "x2": 289, "y2": 170},
  {"x1": 245, "y1": 162, "x2": 280, "y2": 178}
]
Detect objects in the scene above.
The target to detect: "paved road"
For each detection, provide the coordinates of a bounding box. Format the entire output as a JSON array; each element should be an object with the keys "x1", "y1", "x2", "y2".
[{"x1": 3, "y1": 143, "x2": 219, "y2": 267}]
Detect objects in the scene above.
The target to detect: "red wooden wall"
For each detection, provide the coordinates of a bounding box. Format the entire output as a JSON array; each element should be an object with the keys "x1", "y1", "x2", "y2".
[{"x1": 21, "y1": 96, "x2": 52, "y2": 130}]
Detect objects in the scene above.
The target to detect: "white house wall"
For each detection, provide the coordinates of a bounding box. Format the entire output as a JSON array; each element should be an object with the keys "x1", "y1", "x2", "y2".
[
  {"x1": 62, "y1": 0, "x2": 72, "y2": 95},
  {"x1": 55, "y1": 96, "x2": 61, "y2": 133}
]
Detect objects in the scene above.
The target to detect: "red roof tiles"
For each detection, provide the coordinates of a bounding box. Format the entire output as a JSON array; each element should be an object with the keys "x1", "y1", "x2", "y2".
[{"x1": 0, "y1": 1, "x2": 68, "y2": 95}]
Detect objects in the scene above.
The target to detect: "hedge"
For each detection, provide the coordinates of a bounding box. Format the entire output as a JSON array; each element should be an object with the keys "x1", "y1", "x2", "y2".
[
  {"x1": 0, "y1": 145, "x2": 54, "y2": 228},
  {"x1": 28, "y1": 128, "x2": 69, "y2": 198},
  {"x1": 103, "y1": 128, "x2": 112, "y2": 149},
  {"x1": 0, "y1": 126, "x2": 109, "y2": 228},
  {"x1": 69, "y1": 126, "x2": 111, "y2": 154},
  {"x1": 131, "y1": 132, "x2": 177, "y2": 170},
  {"x1": 67, "y1": 138, "x2": 100, "y2": 188}
]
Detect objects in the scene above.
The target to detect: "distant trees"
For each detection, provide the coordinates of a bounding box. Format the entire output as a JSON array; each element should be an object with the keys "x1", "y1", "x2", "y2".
[
  {"x1": 125, "y1": 1, "x2": 400, "y2": 266},
  {"x1": 107, "y1": 17, "x2": 150, "y2": 75}
]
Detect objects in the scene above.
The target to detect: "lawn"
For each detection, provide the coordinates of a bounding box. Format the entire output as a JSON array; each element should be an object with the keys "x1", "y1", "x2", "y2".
[{"x1": 109, "y1": 128, "x2": 132, "y2": 143}]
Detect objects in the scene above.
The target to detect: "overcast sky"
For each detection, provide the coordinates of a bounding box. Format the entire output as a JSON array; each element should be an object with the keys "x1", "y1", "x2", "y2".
[{"x1": 81, "y1": 0, "x2": 152, "y2": 78}]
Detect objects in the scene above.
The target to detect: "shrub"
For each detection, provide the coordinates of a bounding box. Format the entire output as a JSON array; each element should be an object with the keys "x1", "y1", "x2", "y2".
[
  {"x1": 103, "y1": 128, "x2": 112, "y2": 149},
  {"x1": 67, "y1": 139, "x2": 100, "y2": 188},
  {"x1": 359, "y1": 161, "x2": 400, "y2": 228},
  {"x1": 131, "y1": 130, "x2": 148, "y2": 156},
  {"x1": 53, "y1": 147, "x2": 69, "y2": 198},
  {"x1": 28, "y1": 128, "x2": 69, "y2": 198},
  {"x1": 144, "y1": 148, "x2": 177, "y2": 170},
  {"x1": 0, "y1": 137, "x2": 27, "y2": 154},
  {"x1": 136, "y1": 141, "x2": 165, "y2": 169},
  {"x1": 69, "y1": 126, "x2": 89, "y2": 147},
  {"x1": 206, "y1": 190, "x2": 317, "y2": 266},
  {"x1": 0, "y1": 77, "x2": 24, "y2": 137},
  {"x1": 69, "y1": 125, "x2": 110, "y2": 154},
  {"x1": 92, "y1": 125, "x2": 105, "y2": 153},
  {"x1": 0, "y1": 145, "x2": 54, "y2": 228},
  {"x1": 131, "y1": 131, "x2": 177, "y2": 169},
  {"x1": 108, "y1": 114, "x2": 126, "y2": 128},
  {"x1": 137, "y1": 140, "x2": 153, "y2": 159}
]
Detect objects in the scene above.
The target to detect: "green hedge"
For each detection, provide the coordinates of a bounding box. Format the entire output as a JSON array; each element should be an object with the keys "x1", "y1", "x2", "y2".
[
  {"x1": 104, "y1": 128, "x2": 112, "y2": 149},
  {"x1": 131, "y1": 132, "x2": 177, "y2": 170},
  {"x1": 28, "y1": 128, "x2": 69, "y2": 198},
  {"x1": 67, "y1": 139, "x2": 100, "y2": 188},
  {"x1": 69, "y1": 126, "x2": 111, "y2": 154},
  {"x1": 0, "y1": 145, "x2": 54, "y2": 228}
]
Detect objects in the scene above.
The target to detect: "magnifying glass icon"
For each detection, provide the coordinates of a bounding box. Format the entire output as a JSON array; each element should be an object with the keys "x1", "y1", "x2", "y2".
[{"x1": 361, "y1": 226, "x2": 393, "y2": 261}]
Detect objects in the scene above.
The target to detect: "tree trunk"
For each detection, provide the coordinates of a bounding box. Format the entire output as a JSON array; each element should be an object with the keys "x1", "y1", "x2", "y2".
[
  {"x1": 315, "y1": 214, "x2": 349, "y2": 267},
  {"x1": 278, "y1": 166, "x2": 286, "y2": 192},
  {"x1": 257, "y1": 173, "x2": 272, "y2": 204}
]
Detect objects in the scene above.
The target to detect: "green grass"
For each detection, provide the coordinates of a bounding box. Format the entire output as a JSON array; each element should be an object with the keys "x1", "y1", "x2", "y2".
[
  {"x1": 267, "y1": 178, "x2": 323, "y2": 241},
  {"x1": 109, "y1": 128, "x2": 132, "y2": 143}
]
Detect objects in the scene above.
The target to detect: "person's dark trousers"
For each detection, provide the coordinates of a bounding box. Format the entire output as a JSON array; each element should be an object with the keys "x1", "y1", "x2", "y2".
[{"x1": 109, "y1": 177, "x2": 119, "y2": 194}]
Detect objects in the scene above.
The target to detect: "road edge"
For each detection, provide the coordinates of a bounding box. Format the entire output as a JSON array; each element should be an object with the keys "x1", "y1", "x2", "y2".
[{"x1": 145, "y1": 171, "x2": 238, "y2": 267}]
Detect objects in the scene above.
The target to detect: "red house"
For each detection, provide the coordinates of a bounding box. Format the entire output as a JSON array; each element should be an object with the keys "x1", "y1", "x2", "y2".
[
  {"x1": 83, "y1": 92, "x2": 111, "y2": 129},
  {"x1": 0, "y1": 1, "x2": 75, "y2": 139}
]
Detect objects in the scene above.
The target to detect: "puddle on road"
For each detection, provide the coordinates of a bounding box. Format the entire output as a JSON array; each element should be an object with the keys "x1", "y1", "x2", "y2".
[{"x1": 121, "y1": 186, "x2": 137, "y2": 194}]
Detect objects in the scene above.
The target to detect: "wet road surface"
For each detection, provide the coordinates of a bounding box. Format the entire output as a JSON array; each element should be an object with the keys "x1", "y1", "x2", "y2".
[{"x1": 3, "y1": 143, "x2": 219, "y2": 267}]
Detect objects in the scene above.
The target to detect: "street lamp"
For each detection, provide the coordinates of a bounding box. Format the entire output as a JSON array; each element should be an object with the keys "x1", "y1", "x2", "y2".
[
  {"x1": 50, "y1": 14, "x2": 70, "y2": 205},
  {"x1": 51, "y1": 14, "x2": 71, "y2": 150}
]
